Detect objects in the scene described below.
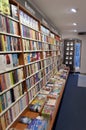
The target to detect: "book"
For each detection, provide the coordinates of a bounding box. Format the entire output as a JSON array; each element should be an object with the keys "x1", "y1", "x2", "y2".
[
  {"x1": 13, "y1": 85, "x2": 20, "y2": 100},
  {"x1": 0, "y1": 0, "x2": 2, "y2": 12},
  {"x1": 40, "y1": 87, "x2": 51, "y2": 95},
  {"x1": 1, "y1": 74, "x2": 7, "y2": 91},
  {"x1": 6, "y1": 90, "x2": 12, "y2": 107},
  {"x1": 24, "y1": 53, "x2": 28, "y2": 64},
  {"x1": 41, "y1": 104, "x2": 55, "y2": 119},
  {"x1": 1, "y1": 35, "x2": 6, "y2": 51},
  {"x1": 0, "y1": 95, "x2": 2, "y2": 113},
  {"x1": 27, "y1": 117, "x2": 48, "y2": 130},
  {"x1": 13, "y1": 21, "x2": 19, "y2": 35},
  {"x1": 29, "y1": 93, "x2": 46, "y2": 112},
  {"x1": 46, "y1": 98, "x2": 56, "y2": 106},
  {"x1": 1, "y1": 115, "x2": 7, "y2": 130},
  {"x1": 12, "y1": 54, "x2": 19, "y2": 67},
  {"x1": 5, "y1": 54, "x2": 13, "y2": 69},
  {"x1": 1, "y1": 94, "x2": 5, "y2": 111},
  {"x1": 19, "y1": 116, "x2": 32, "y2": 124},
  {"x1": 13, "y1": 102, "x2": 20, "y2": 118},
  {"x1": 10, "y1": 4, "x2": 18, "y2": 20},
  {"x1": 4, "y1": 111, "x2": 9, "y2": 126},
  {"x1": 1, "y1": 0, "x2": 10, "y2": 15},
  {"x1": 0, "y1": 55, "x2": 6, "y2": 72}
]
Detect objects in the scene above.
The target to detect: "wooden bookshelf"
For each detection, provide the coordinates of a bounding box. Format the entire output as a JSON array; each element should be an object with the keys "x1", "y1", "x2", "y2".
[
  {"x1": 48, "y1": 70, "x2": 69, "y2": 130},
  {"x1": 0, "y1": 0, "x2": 63, "y2": 130},
  {"x1": 10, "y1": 67, "x2": 70, "y2": 130}
]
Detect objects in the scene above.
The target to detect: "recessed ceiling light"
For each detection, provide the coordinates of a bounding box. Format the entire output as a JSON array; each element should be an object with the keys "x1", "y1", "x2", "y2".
[
  {"x1": 73, "y1": 23, "x2": 77, "y2": 26},
  {"x1": 74, "y1": 29, "x2": 77, "y2": 32},
  {"x1": 71, "y1": 8, "x2": 77, "y2": 13}
]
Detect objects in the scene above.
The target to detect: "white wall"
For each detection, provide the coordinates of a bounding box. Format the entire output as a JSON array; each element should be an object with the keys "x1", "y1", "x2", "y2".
[{"x1": 62, "y1": 33, "x2": 86, "y2": 74}]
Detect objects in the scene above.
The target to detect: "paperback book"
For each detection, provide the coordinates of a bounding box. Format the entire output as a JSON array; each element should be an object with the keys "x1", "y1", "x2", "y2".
[
  {"x1": 29, "y1": 93, "x2": 47, "y2": 112},
  {"x1": 19, "y1": 116, "x2": 32, "y2": 124},
  {"x1": 27, "y1": 117, "x2": 48, "y2": 130}
]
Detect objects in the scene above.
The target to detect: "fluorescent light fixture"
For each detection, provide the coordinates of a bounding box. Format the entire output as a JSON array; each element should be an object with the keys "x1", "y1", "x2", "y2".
[
  {"x1": 73, "y1": 23, "x2": 77, "y2": 26},
  {"x1": 71, "y1": 8, "x2": 77, "y2": 13}
]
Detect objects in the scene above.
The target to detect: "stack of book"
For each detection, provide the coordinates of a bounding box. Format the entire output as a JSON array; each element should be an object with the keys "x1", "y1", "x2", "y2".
[
  {"x1": 18, "y1": 115, "x2": 49, "y2": 130},
  {"x1": 27, "y1": 117, "x2": 48, "y2": 130},
  {"x1": 28, "y1": 93, "x2": 47, "y2": 112},
  {"x1": 39, "y1": 86, "x2": 52, "y2": 95},
  {"x1": 41, "y1": 98, "x2": 56, "y2": 119}
]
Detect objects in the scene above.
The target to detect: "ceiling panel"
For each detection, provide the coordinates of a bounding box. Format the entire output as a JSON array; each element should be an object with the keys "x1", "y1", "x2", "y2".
[{"x1": 30, "y1": 0, "x2": 86, "y2": 36}]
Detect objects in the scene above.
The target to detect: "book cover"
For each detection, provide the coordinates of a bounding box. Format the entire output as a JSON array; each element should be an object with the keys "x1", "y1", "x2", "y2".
[
  {"x1": 6, "y1": 35, "x2": 11, "y2": 51},
  {"x1": 17, "y1": 68, "x2": 23, "y2": 81},
  {"x1": 42, "y1": 104, "x2": 55, "y2": 119},
  {"x1": 12, "y1": 70, "x2": 18, "y2": 84},
  {"x1": 19, "y1": 10, "x2": 23, "y2": 23},
  {"x1": 2, "y1": 16, "x2": 7, "y2": 32},
  {"x1": 7, "y1": 109, "x2": 12, "y2": 124},
  {"x1": 29, "y1": 93, "x2": 46, "y2": 112},
  {"x1": 46, "y1": 98, "x2": 56, "y2": 106},
  {"x1": 1, "y1": 74, "x2": 7, "y2": 91},
  {"x1": 4, "y1": 72, "x2": 11, "y2": 89},
  {"x1": 13, "y1": 21, "x2": 19, "y2": 35},
  {"x1": 2, "y1": 0, "x2": 10, "y2": 15},
  {"x1": 5, "y1": 17, "x2": 10, "y2": 33},
  {"x1": 13, "y1": 85, "x2": 20, "y2": 100},
  {"x1": 0, "y1": 0, "x2": 2, "y2": 12},
  {"x1": 26, "y1": 79, "x2": 31, "y2": 89},
  {"x1": 12, "y1": 53, "x2": 19, "y2": 67},
  {"x1": 18, "y1": 83, "x2": 24, "y2": 96},
  {"x1": 11, "y1": 105, "x2": 16, "y2": 121},
  {"x1": 27, "y1": 53, "x2": 31, "y2": 63},
  {"x1": 0, "y1": 95, "x2": 2, "y2": 113},
  {"x1": 19, "y1": 116, "x2": 32, "y2": 124},
  {"x1": 14, "y1": 102, "x2": 20, "y2": 117},
  {"x1": 27, "y1": 118, "x2": 48, "y2": 130},
  {"x1": 10, "y1": 4, "x2": 18, "y2": 20},
  {"x1": 10, "y1": 88, "x2": 15, "y2": 102},
  {"x1": 1, "y1": 94, "x2": 5, "y2": 111},
  {"x1": 4, "y1": 111, "x2": 9, "y2": 126},
  {"x1": 24, "y1": 53, "x2": 28, "y2": 64},
  {"x1": 0, "y1": 55, "x2": 6, "y2": 71},
  {"x1": 1, "y1": 35, "x2": 6, "y2": 51},
  {"x1": 9, "y1": 20, "x2": 14, "y2": 34},
  {"x1": 5, "y1": 54, "x2": 13, "y2": 69},
  {"x1": 1, "y1": 115, "x2": 7, "y2": 130},
  {"x1": 3, "y1": 93, "x2": 8, "y2": 109},
  {"x1": 6, "y1": 90, "x2": 12, "y2": 107},
  {"x1": 5, "y1": 110, "x2": 12, "y2": 125}
]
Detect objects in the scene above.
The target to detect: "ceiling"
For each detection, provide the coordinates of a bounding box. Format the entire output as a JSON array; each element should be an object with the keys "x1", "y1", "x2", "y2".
[{"x1": 30, "y1": 0, "x2": 86, "y2": 36}]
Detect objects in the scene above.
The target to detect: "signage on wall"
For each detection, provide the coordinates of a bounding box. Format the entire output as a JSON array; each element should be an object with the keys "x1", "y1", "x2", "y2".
[{"x1": 74, "y1": 43, "x2": 81, "y2": 70}]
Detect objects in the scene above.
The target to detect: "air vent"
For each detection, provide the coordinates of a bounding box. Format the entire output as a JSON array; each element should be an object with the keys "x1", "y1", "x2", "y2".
[{"x1": 78, "y1": 32, "x2": 86, "y2": 35}]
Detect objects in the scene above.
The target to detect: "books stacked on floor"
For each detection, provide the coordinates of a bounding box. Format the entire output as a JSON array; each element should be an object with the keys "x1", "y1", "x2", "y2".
[{"x1": 28, "y1": 93, "x2": 47, "y2": 112}]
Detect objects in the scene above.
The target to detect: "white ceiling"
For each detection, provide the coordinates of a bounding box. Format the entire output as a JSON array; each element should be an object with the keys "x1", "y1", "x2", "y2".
[{"x1": 30, "y1": 0, "x2": 86, "y2": 36}]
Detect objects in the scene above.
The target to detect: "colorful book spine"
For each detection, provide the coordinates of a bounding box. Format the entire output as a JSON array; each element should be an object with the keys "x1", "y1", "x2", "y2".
[{"x1": 1, "y1": 0, "x2": 10, "y2": 15}]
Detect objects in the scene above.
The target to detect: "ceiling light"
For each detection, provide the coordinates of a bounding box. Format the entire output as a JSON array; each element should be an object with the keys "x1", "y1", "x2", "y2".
[
  {"x1": 74, "y1": 29, "x2": 77, "y2": 32},
  {"x1": 73, "y1": 23, "x2": 77, "y2": 26},
  {"x1": 71, "y1": 8, "x2": 77, "y2": 13}
]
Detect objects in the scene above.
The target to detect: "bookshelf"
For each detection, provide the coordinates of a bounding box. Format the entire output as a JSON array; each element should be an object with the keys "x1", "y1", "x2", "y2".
[{"x1": 0, "y1": 0, "x2": 65, "y2": 130}]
